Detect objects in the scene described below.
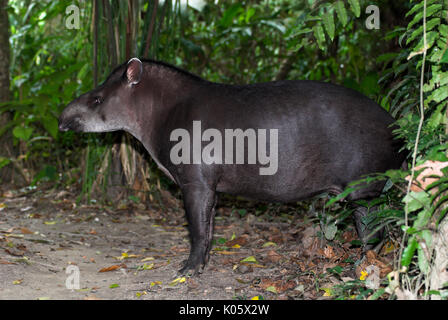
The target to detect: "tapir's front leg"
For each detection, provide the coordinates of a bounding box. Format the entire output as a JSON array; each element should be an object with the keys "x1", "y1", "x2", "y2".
[{"x1": 179, "y1": 184, "x2": 217, "y2": 276}]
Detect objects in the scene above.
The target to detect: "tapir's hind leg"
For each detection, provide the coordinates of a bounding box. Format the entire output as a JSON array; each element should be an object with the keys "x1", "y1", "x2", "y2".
[
  {"x1": 179, "y1": 184, "x2": 217, "y2": 276},
  {"x1": 353, "y1": 202, "x2": 384, "y2": 251},
  {"x1": 347, "y1": 181, "x2": 386, "y2": 251}
]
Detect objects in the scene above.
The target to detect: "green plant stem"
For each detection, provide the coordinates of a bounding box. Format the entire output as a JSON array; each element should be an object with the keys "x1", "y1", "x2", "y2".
[{"x1": 400, "y1": 0, "x2": 427, "y2": 281}]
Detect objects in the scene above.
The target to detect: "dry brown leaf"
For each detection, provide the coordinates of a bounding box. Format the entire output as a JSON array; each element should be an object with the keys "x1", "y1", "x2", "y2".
[
  {"x1": 301, "y1": 225, "x2": 320, "y2": 257},
  {"x1": 356, "y1": 251, "x2": 393, "y2": 279},
  {"x1": 170, "y1": 246, "x2": 189, "y2": 253},
  {"x1": 323, "y1": 245, "x2": 336, "y2": 259},
  {"x1": 265, "y1": 250, "x2": 283, "y2": 263},
  {"x1": 225, "y1": 235, "x2": 249, "y2": 247},
  {"x1": 98, "y1": 264, "x2": 126, "y2": 273},
  {"x1": 259, "y1": 278, "x2": 296, "y2": 294},
  {"x1": 20, "y1": 227, "x2": 33, "y2": 234},
  {"x1": 214, "y1": 250, "x2": 239, "y2": 255},
  {"x1": 406, "y1": 160, "x2": 448, "y2": 193}
]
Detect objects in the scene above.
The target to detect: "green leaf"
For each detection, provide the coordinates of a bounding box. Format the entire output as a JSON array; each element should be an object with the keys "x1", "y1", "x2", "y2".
[
  {"x1": 240, "y1": 256, "x2": 257, "y2": 264},
  {"x1": 219, "y1": 4, "x2": 243, "y2": 28},
  {"x1": 406, "y1": 18, "x2": 440, "y2": 45},
  {"x1": 401, "y1": 236, "x2": 418, "y2": 267},
  {"x1": 245, "y1": 8, "x2": 255, "y2": 23},
  {"x1": 32, "y1": 165, "x2": 57, "y2": 185},
  {"x1": 12, "y1": 126, "x2": 33, "y2": 141},
  {"x1": 322, "y1": 9, "x2": 335, "y2": 41},
  {"x1": 441, "y1": 48, "x2": 448, "y2": 64},
  {"x1": 324, "y1": 223, "x2": 337, "y2": 240},
  {"x1": 41, "y1": 114, "x2": 59, "y2": 139},
  {"x1": 405, "y1": 0, "x2": 438, "y2": 18},
  {"x1": 417, "y1": 232, "x2": 432, "y2": 273},
  {"x1": 413, "y1": 209, "x2": 432, "y2": 229},
  {"x1": 427, "y1": 104, "x2": 445, "y2": 129},
  {"x1": 403, "y1": 191, "x2": 431, "y2": 213},
  {"x1": 408, "y1": 4, "x2": 442, "y2": 29},
  {"x1": 0, "y1": 157, "x2": 11, "y2": 169},
  {"x1": 334, "y1": 1, "x2": 348, "y2": 27},
  {"x1": 429, "y1": 85, "x2": 448, "y2": 103},
  {"x1": 313, "y1": 24, "x2": 326, "y2": 50},
  {"x1": 327, "y1": 265, "x2": 343, "y2": 275},
  {"x1": 325, "y1": 187, "x2": 356, "y2": 207},
  {"x1": 348, "y1": 0, "x2": 361, "y2": 18},
  {"x1": 265, "y1": 286, "x2": 277, "y2": 294}
]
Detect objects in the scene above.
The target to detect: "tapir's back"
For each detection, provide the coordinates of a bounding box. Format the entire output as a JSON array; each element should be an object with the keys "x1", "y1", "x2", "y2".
[{"x1": 185, "y1": 80, "x2": 404, "y2": 202}]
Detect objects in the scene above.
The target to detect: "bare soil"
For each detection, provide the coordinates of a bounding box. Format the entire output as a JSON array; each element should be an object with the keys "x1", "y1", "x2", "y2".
[{"x1": 0, "y1": 184, "x2": 394, "y2": 300}]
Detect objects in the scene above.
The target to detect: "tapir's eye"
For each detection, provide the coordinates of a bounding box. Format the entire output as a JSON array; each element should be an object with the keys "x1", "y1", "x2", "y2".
[{"x1": 93, "y1": 96, "x2": 103, "y2": 105}]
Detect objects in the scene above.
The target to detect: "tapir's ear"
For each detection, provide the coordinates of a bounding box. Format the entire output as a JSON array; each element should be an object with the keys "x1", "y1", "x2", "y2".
[{"x1": 126, "y1": 58, "x2": 143, "y2": 85}]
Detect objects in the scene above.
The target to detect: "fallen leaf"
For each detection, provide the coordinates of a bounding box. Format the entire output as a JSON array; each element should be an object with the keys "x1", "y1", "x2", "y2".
[
  {"x1": 323, "y1": 245, "x2": 336, "y2": 259},
  {"x1": 259, "y1": 278, "x2": 296, "y2": 293},
  {"x1": 20, "y1": 227, "x2": 33, "y2": 234},
  {"x1": 109, "y1": 283, "x2": 120, "y2": 288},
  {"x1": 406, "y1": 160, "x2": 448, "y2": 193},
  {"x1": 382, "y1": 241, "x2": 397, "y2": 254},
  {"x1": 321, "y1": 288, "x2": 333, "y2": 297},
  {"x1": 265, "y1": 250, "x2": 283, "y2": 263},
  {"x1": 150, "y1": 281, "x2": 162, "y2": 287},
  {"x1": 262, "y1": 241, "x2": 277, "y2": 248},
  {"x1": 141, "y1": 257, "x2": 155, "y2": 262},
  {"x1": 214, "y1": 250, "x2": 238, "y2": 255},
  {"x1": 98, "y1": 264, "x2": 125, "y2": 273},
  {"x1": 225, "y1": 235, "x2": 248, "y2": 247},
  {"x1": 265, "y1": 286, "x2": 278, "y2": 294},
  {"x1": 169, "y1": 277, "x2": 186, "y2": 286},
  {"x1": 240, "y1": 256, "x2": 258, "y2": 264}
]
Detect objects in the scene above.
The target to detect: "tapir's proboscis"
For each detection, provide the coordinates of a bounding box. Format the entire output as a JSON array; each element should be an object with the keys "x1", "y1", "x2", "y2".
[{"x1": 59, "y1": 58, "x2": 406, "y2": 275}]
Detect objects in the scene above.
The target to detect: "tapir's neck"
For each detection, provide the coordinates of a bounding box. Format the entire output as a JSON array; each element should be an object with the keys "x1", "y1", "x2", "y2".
[{"x1": 126, "y1": 63, "x2": 205, "y2": 179}]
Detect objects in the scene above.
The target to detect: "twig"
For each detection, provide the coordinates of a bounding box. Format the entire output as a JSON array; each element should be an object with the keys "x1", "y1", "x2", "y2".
[
  {"x1": 404, "y1": 0, "x2": 427, "y2": 227},
  {"x1": 143, "y1": 0, "x2": 159, "y2": 58}
]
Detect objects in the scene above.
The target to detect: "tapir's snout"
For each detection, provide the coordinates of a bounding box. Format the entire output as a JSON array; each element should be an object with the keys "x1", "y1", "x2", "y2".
[
  {"x1": 58, "y1": 103, "x2": 84, "y2": 132},
  {"x1": 58, "y1": 116, "x2": 80, "y2": 132}
]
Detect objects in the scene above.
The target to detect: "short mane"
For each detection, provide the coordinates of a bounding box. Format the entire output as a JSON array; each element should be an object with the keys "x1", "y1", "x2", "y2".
[{"x1": 106, "y1": 58, "x2": 205, "y2": 83}]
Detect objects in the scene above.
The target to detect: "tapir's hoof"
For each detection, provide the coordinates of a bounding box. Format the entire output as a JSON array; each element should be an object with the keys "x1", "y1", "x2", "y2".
[{"x1": 178, "y1": 259, "x2": 203, "y2": 277}]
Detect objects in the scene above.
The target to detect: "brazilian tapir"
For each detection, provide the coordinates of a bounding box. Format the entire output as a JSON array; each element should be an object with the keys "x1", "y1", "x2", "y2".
[{"x1": 58, "y1": 58, "x2": 406, "y2": 275}]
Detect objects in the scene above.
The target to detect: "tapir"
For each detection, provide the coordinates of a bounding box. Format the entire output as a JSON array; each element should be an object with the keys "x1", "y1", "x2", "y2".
[{"x1": 58, "y1": 58, "x2": 406, "y2": 275}]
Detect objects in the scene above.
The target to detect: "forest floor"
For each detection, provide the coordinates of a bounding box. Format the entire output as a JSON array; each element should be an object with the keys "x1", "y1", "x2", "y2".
[{"x1": 0, "y1": 183, "x2": 396, "y2": 300}]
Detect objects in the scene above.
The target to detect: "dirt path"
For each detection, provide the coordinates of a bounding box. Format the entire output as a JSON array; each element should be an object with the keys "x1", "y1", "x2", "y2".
[{"x1": 0, "y1": 185, "x2": 391, "y2": 300}]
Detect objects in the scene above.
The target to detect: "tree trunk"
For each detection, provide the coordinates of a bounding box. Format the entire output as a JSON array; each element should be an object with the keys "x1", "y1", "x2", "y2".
[{"x1": 0, "y1": 0, "x2": 16, "y2": 184}]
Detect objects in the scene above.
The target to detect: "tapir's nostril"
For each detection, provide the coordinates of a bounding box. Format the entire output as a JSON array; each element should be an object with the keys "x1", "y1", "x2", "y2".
[{"x1": 58, "y1": 123, "x2": 68, "y2": 132}]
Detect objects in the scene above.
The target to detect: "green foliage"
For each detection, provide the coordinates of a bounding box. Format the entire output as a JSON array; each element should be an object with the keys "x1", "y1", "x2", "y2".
[
  {"x1": 1, "y1": 0, "x2": 93, "y2": 184},
  {"x1": 379, "y1": 0, "x2": 448, "y2": 299}
]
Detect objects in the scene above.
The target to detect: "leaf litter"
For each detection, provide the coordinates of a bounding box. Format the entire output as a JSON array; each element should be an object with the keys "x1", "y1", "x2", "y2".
[{"x1": 0, "y1": 183, "x2": 396, "y2": 299}]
